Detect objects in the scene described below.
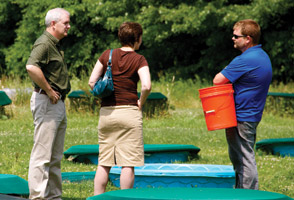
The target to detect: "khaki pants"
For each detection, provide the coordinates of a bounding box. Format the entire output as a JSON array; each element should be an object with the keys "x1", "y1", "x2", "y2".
[{"x1": 28, "y1": 92, "x2": 67, "y2": 200}]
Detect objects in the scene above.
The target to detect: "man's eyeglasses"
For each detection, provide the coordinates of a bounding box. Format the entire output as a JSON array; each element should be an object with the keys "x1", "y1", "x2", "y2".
[{"x1": 232, "y1": 34, "x2": 247, "y2": 39}]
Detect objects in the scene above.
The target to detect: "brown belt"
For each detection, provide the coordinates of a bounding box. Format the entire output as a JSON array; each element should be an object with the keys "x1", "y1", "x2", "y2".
[
  {"x1": 34, "y1": 88, "x2": 47, "y2": 95},
  {"x1": 34, "y1": 88, "x2": 65, "y2": 101}
]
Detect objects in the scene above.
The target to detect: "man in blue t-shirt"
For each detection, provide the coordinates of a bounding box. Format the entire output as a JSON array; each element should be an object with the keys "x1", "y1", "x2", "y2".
[{"x1": 213, "y1": 19, "x2": 272, "y2": 190}]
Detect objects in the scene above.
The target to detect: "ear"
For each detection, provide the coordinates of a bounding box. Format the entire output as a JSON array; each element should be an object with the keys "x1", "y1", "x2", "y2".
[
  {"x1": 246, "y1": 35, "x2": 252, "y2": 44},
  {"x1": 50, "y1": 21, "x2": 56, "y2": 28}
]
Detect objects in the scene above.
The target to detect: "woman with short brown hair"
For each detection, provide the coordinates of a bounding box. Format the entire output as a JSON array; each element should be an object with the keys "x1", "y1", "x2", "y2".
[{"x1": 89, "y1": 22, "x2": 151, "y2": 195}]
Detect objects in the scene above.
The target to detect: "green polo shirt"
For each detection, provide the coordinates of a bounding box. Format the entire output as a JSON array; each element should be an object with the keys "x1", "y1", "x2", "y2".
[{"x1": 26, "y1": 31, "x2": 71, "y2": 96}]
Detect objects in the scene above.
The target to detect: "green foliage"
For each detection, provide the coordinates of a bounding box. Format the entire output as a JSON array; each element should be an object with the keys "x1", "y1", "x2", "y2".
[
  {"x1": 0, "y1": 0, "x2": 21, "y2": 74},
  {"x1": 1, "y1": 0, "x2": 294, "y2": 82}
]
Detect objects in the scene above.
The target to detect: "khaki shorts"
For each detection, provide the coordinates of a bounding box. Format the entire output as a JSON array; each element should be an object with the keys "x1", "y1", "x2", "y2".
[{"x1": 98, "y1": 105, "x2": 144, "y2": 166}]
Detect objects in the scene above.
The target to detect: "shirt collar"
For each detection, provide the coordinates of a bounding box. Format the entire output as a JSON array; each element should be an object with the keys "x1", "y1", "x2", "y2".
[
  {"x1": 243, "y1": 44, "x2": 262, "y2": 54},
  {"x1": 44, "y1": 30, "x2": 59, "y2": 45}
]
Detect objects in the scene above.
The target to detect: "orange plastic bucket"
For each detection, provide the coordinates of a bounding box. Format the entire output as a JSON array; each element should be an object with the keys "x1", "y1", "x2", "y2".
[{"x1": 198, "y1": 84, "x2": 237, "y2": 131}]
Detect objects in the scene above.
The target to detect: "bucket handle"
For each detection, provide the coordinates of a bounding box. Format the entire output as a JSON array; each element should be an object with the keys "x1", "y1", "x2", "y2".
[
  {"x1": 204, "y1": 91, "x2": 234, "y2": 114},
  {"x1": 205, "y1": 110, "x2": 215, "y2": 114}
]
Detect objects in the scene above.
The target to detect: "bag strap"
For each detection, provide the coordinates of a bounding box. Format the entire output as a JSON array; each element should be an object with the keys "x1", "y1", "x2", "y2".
[{"x1": 107, "y1": 49, "x2": 113, "y2": 67}]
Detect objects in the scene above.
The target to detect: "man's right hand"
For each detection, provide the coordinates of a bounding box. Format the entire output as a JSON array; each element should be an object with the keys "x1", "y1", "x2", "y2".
[{"x1": 47, "y1": 89, "x2": 61, "y2": 104}]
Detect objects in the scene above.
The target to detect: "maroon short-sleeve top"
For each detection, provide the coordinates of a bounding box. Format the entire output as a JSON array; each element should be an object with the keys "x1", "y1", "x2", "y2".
[{"x1": 98, "y1": 48, "x2": 148, "y2": 107}]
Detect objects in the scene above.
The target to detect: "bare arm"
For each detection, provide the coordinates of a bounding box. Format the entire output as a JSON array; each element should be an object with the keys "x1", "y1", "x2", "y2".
[
  {"x1": 88, "y1": 60, "x2": 104, "y2": 90},
  {"x1": 26, "y1": 64, "x2": 60, "y2": 104},
  {"x1": 213, "y1": 72, "x2": 230, "y2": 85},
  {"x1": 137, "y1": 66, "x2": 152, "y2": 110}
]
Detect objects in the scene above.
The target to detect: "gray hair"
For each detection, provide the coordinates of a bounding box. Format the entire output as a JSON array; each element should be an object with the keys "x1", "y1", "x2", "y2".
[{"x1": 45, "y1": 8, "x2": 70, "y2": 27}]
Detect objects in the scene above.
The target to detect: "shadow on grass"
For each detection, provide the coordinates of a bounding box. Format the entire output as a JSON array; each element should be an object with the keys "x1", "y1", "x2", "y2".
[{"x1": 0, "y1": 194, "x2": 29, "y2": 200}]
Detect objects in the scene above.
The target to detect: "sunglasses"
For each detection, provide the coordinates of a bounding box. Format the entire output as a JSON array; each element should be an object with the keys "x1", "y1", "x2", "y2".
[{"x1": 232, "y1": 34, "x2": 247, "y2": 39}]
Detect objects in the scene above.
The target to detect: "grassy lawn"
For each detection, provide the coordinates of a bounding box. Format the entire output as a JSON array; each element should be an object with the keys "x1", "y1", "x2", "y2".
[{"x1": 0, "y1": 76, "x2": 294, "y2": 199}]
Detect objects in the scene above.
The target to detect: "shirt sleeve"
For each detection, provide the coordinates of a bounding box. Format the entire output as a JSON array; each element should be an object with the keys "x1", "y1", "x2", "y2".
[
  {"x1": 137, "y1": 55, "x2": 148, "y2": 70},
  {"x1": 26, "y1": 43, "x2": 49, "y2": 68},
  {"x1": 98, "y1": 50, "x2": 110, "y2": 64},
  {"x1": 221, "y1": 56, "x2": 249, "y2": 83}
]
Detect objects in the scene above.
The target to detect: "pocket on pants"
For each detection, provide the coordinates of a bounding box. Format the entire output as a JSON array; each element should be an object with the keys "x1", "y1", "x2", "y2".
[{"x1": 30, "y1": 92, "x2": 49, "y2": 125}]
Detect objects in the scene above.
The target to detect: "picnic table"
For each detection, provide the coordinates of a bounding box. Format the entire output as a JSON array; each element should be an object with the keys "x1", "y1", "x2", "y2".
[
  {"x1": 64, "y1": 144, "x2": 200, "y2": 164},
  {"x1": 0, "y1": 91, "x2": 12, "y2": 116},
  {"x1": 67, "y1": 90, "x2": 96, "y2": 111},
  {"x1": 67, "y1": 90, "x2": 168, "y2": 117},
  {"x1": 267, "y1": 92, "x2": 294, "y2": 98},
  {"x1": 0, "y1": 91, "x2": 12, "y2": 106},
  {"x1": 265, "y1": 92, "x2": 294, "y2": 115}
]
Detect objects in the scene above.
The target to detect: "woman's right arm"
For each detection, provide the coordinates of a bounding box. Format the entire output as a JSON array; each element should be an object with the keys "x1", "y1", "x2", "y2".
[
  {"x1": 88, "y1": 60, "x2": 104, "y2": 90},
  {"x1": 137, "y1": 66, "x2": 152, "y2": 110}
]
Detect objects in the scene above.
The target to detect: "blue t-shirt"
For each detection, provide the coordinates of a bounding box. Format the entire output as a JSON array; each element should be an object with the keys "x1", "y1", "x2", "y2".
[{"x1": 221, "y1": 45, "x2": 272, "y2": 122}]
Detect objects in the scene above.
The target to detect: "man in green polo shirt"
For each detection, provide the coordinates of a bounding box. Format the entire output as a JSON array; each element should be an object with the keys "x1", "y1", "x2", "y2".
[{"x1": 26, "y1": 8, "x2": 71, "y2": 200}]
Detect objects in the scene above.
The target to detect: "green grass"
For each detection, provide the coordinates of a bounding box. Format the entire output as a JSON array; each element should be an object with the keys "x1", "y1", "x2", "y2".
[{"x1": 0, "y1": 76, "x2": 294, "y2": 199}]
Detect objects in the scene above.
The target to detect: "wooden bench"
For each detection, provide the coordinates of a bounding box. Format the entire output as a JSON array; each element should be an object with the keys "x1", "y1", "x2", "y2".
[{"x1": 67, "y1": 90, "x2": 168, "y2": 117}]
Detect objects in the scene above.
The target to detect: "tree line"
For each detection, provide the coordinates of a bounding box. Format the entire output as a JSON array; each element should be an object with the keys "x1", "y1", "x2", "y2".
[{"x1": 0, "y1": 0, "x2": 293, "y2": 83}]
